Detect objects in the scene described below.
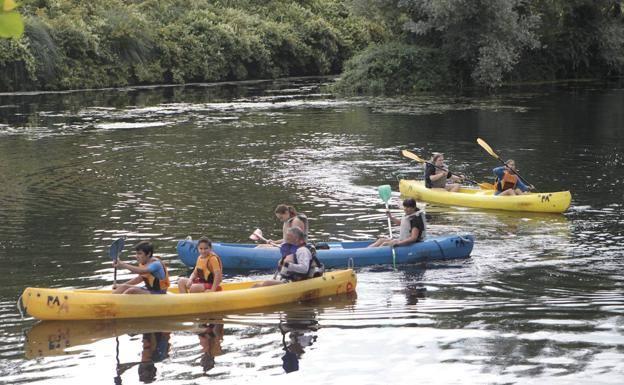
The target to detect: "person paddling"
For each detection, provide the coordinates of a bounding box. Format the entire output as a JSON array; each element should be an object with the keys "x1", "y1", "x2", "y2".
[
  {"x1": 424, "y1": 153, "x2": 465, "y2": 192},
  {"x1": 368, "y1": 198, "x2": 426, "y2": 247},
  {"x1": 493, "y1": 159, "x2": 534, "y2": 196},
  {"x1": 113, "y1": 241, "x2": 170, "y2": 294},
  {"x1": 178, "y1": 237, "x2": 223, "y2": 293}
]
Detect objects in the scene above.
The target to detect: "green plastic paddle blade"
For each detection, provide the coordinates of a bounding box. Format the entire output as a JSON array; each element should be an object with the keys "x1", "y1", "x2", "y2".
[
  {"x1": 108, "y1": 237, "x2": 125, "y2": 261},
  {"x1": 378, "y1": 185, "x2": 392, "y2": 203}
]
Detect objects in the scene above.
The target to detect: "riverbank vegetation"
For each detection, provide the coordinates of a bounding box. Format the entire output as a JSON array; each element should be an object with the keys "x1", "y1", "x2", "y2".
[
  {"x1": 1, "y1": 0, "x2": 622, "y2": 94},
  {"x1": 0, "y1": 0, "x2": 387, "y2": 91}
]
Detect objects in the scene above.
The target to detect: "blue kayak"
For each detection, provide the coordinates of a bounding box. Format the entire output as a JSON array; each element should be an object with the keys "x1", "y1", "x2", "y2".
[{"x1": 177, "y1": 235, "x2": 474, "y2": 270}]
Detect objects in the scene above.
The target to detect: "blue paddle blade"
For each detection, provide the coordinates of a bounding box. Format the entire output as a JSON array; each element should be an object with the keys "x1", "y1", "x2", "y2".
[
  {"x1": 378, "y1": 185, "x2": 392, "y2": 203},
  {"x1": 108, "y1": 237, "x2": 125, "y2": 261}
]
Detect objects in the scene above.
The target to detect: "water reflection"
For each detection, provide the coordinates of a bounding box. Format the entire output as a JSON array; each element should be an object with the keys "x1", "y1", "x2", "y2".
[{"x1": 197, "y1": 323, "x2": 223, "y2": 374}]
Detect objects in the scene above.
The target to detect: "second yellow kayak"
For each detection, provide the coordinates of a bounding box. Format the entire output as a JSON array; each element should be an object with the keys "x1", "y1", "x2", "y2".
[{"x1": 399, "y1": 180, "x2": 571, "y2": 213}]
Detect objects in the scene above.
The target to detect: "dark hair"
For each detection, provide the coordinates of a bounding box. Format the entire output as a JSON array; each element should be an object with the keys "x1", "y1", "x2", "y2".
[
  {"x1": 403, "y1": 198, "x2": 417, "y2": 208},
  {"x1": 275, "y1": 204, "x2": 297, "y2": 218},
  {"x1": 197, "y1": 237, "x2": 212, "y2": 248},
  {"x1": 431, "y1": 153, "x2": 444, "y2": 162},
  {"x1": 135, "y1": 241, "x2": 154, "y2": 257}
]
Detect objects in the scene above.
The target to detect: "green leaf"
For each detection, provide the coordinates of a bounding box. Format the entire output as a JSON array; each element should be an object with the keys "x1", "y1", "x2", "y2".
[{"x1": 0, "y1": 11, "x2": 23, "y2": 38}]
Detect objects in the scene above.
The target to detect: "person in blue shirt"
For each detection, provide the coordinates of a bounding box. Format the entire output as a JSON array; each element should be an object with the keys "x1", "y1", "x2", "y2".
[
  {"x1": 113, "y1": 241, "x2": 170, "y2": 294},
  {"x1": 493, "y1": 159, "x2": 534, "y2": 196}
]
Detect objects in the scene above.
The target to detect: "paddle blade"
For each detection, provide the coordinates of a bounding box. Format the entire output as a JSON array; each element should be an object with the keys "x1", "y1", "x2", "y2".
[
  {"x1": 108, "y1": 237, "x2": 125, "y2": 261},
  {"x1": 378, "y1": 185, "x2": 392, "y2": 203},
  {"x1": 401, "y1": 150, "x2": 425, "y2": 163},
  {"x1": 476, "y1": 138, "x2": 500, "y2": 160}
]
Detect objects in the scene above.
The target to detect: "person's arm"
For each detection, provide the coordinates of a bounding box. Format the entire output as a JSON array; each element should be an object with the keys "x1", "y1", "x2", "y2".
[
  {"x1": 493, "y1": 166, "x2": 505, "y2": 178},
  {"x1": 282, "y1": 248, "x2": 311, "y2": 274},
  {"x1": 116, "y1": 275, "x2": 143, "y2": 288},
  {"x1": 114, "y1": 259, "x2": 152, "y2": 274},
  {"x1": 515, "y1": 178, "x2": 529, "y2": 192},
  {"x1": 386, "y1": 211, "x2": 401, "y2": 226}
]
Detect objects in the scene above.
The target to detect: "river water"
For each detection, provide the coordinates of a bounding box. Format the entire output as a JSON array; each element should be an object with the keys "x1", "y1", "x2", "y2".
[{"x1": 0, "y1": 78, "x2": 622, "y2": 384}]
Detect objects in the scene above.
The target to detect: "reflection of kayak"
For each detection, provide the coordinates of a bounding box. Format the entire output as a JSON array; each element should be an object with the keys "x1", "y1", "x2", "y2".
[
  {"x1": 25, "y1": 318, "x2": 195, "y2": 358},
  {"x1": 20, "y1": 269, "x2": 357, "y2": 320},
  {"x1": 177, "y1": 235, "x2": 475, "y2": 269},
  {"x1": 400, "y1": 180, "x2": 571, "y2": 213}
]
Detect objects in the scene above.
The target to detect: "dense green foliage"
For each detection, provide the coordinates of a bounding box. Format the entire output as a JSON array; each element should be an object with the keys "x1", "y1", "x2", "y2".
[
  {"x1": 334, "y1": 43, "x2": 449, "y2": 94},
  {"x1": 1, "y1": 0, "x2": 622, "y2": 93},
  {"x1": 0, "y1": 0, "x2": 387, "y2": 91},
  {"x1": 335, "y1": 0, "x2": 624, "y2": 94}
]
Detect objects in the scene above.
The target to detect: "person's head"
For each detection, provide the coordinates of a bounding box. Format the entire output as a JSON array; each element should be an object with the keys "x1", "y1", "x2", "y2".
[
  {"x1": 402, "y1": 198, "x2": 417, "y2": 214},
  {"x1": 286, "y1": 227, "x2": 306, "y2": 246},
  {"x1": 505, "y1": 159, "x2": 516, "y2": 170},
  {"x1": 197, "y1": 237, "x2": 212, "y2": 258},
  {"x1": 431, "y1": 153, "x2": 444, "y2": 167},
  {"x1": 135, "y1": 241, "x2": 154, "y2": 263},
  {"x1": 275, "y1": 204, "x2": 297, "y2": 222}
]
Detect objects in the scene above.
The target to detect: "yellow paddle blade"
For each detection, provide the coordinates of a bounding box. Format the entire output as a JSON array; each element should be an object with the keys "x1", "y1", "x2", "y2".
[
  {"x1": 401, "y1": 149, "x2": 426, "y2": 163},
  {"x1": 3, "y1": 0, "x2": 18, "y2": 12},
  {"x1": 476, "y1": 138, "x2": 500, "y2": 160}
]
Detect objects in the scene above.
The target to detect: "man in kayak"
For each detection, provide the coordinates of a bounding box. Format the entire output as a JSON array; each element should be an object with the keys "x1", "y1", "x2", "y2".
[
  {"x1": 260, "y1": 204, "x2": 308, "y2": 247},
  {"x1": 254, "y1": 227, "x2": 323, "y2": 287},
  {"x1": 112, "y1": 241, "x2": 170, "y2": 294},
  {"x1": 178, "y1": 237, "x2": 223, "y2": 293},
  {"x1": 368, "y1": 198, "x2": 426, "y2": 247},
  {"x1": 493, "y1": 159, "x2": 534, "y2": 195},
  {"x1": 424, "y1": 153, "x2": 465, "y2": 192}
]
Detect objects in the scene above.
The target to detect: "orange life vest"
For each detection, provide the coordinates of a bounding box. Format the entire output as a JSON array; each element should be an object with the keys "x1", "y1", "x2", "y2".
[
  {"x1": 497, "y1": 170, "x2": 518, "y2": 191},
  {"x1": 194, "y1": 252, "x2": 223, "y2": 284},
  {"x1": 139, "y1": 258, "x2": 170, "y2": 291}
]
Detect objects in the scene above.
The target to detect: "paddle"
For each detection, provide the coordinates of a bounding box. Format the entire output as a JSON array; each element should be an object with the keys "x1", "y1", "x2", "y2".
[
  {"x1": 476, "y1": 138, "x2": 535, "y2": 190},
  {"x1": 109, "y1": 237, "x2": 125, "y2": 288},
  {"x1": 249, "y1": 228, "x2": 268, "y2": 242},
  {"x1": 378, "y1": 185, "x2": 397, "y2": 269},
  {"x1": 401, "y1": 150, "x2": 493, "y2": 190}
]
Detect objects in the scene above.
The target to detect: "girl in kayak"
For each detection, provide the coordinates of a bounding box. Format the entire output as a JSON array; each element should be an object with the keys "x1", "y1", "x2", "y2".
[
  {"x1": 178, "y1": 237, "x2": 223, "y2": 293},
  {"x1": 424, "y1": 153, "x2": 465, "y2": 192},
  {"x1": 368, "y1": 198, "x2": 426, "y2": 247},
  {"x1": 493, "y1": 159, "x2": 534, "y2": 195},
  {"x1": 113, "y1": 241, "x2": 170, "y2": 294},
  {"x1": 262, "y1": 204, "x2": 308, "y2": 247}
]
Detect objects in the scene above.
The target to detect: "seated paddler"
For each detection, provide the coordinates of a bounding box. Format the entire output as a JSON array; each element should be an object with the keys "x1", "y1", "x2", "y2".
[
  {"x1": 178, "y1": 237, "x2": 223, "y2": 293},
  {"x1": 113, "y1": 241, "x2": 170, "y2": 294},
  {"x1": 254, "y1": 227, "x2": 323, "y2": 287},
  {"x1": 368, "y1": 198, "x2": 426, "y2": 248},
  {"x1": 493, "y1": 159, "x2": 534, "y2": 196}
]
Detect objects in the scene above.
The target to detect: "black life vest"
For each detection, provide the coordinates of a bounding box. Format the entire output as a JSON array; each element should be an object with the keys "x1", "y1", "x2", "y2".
[{"x1": 280, "y1": 244, "x2": 324, "y2": 282}]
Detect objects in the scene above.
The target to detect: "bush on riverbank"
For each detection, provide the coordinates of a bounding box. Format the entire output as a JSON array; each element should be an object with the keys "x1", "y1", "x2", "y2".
[
  {"x1": 0, "y1": 0, "x2": 388, "y2": 91},
  {"x1": 333, "y1": 43, "x2": 449, "y2": 94}
]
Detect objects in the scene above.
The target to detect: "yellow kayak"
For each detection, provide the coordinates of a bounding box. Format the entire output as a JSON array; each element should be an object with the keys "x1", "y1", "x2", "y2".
[
  {"x1": 21, "y1": 269, "x2": 357, "y2": 320},
  {"x1": 399, "y1": 180, "x2": 571, "y2": 213}
]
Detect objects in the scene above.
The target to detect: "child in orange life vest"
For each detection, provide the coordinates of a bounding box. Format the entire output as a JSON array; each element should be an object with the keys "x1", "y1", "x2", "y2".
[
  {"x1": 493, "y1": 159, "x2": 535, "y2": 196},
  {"x1": 178, "y1": 237, "x2": 223, "y2": 293},
  {"x1": 113, "y1": 241, "x2": 170, "y2": 294}
]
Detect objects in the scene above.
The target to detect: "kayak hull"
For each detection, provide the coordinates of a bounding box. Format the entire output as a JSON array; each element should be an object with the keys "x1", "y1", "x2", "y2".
[
  {"x1": 177, "y1": 235, "x2": 475, "y2": 270},
  {"x1": 21, "y1": 269, "x2": 357, "y2": 321},
  {"x1": 399, "y1": 179, "x2": 571, "y2": 213}
]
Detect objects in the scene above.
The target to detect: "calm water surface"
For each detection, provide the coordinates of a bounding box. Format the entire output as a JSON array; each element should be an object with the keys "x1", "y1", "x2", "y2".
[{"x1": 0, "y1": 78, "x2": 623, "y2": 384}]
